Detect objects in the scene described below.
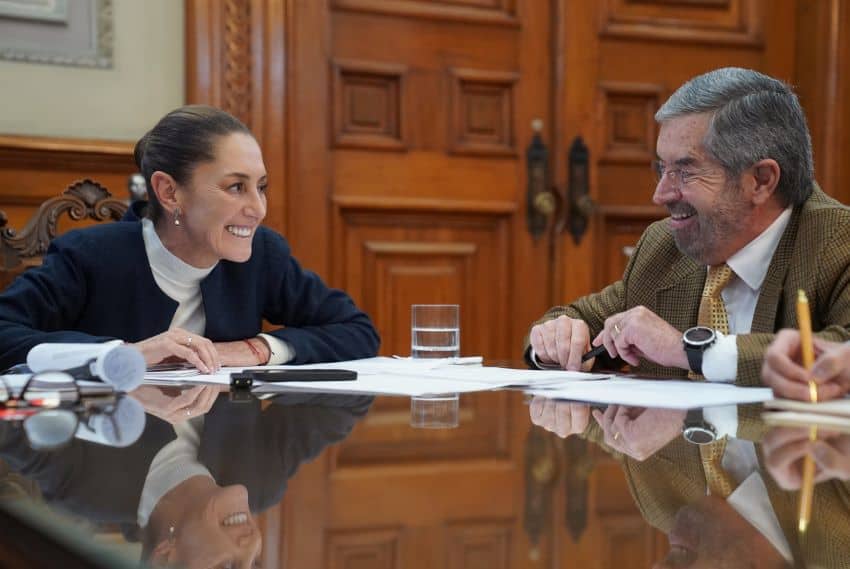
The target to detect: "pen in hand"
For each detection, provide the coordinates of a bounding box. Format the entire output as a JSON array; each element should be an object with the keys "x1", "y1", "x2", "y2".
[{"x1": 582, "y1": 344, "x2": 607, "y2": 363}]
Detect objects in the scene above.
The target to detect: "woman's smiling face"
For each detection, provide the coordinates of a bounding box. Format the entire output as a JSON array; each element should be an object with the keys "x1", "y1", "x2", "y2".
[{"x1": 174, "y1": 132, "x2": 268, "y2": 268}]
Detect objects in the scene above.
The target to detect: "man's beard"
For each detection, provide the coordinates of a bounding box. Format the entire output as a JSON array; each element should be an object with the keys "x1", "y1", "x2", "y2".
[{"x1": 669, "y1": 182, "x2": 753, "y2": 265}]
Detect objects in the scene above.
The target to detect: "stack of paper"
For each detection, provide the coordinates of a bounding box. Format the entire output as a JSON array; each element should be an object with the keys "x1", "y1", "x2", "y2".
[
  {"x1": 526, "y1": 377, "x2": 774, "y2": 409},
  {"x1": 763, "y1": 397, "x2": 850, "y2": 432},
  {"x1": 143, "y1": 356, "x2": 610, "y2": 396}
]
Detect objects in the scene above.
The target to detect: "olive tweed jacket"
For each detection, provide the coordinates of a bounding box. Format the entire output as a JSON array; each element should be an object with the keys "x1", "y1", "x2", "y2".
[{"x1": 526, "y1": 185, "x2": 850, "y2": 389}]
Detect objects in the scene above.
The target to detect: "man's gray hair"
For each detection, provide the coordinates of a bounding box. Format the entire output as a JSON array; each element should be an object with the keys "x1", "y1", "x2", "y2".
[{"x1": 655, "y1": 67, "x2": 813, "y2": 207}]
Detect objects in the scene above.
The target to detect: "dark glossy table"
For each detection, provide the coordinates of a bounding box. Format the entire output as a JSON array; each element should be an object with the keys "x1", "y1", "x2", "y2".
[{"x1": 0, "y1": 383, "x2": 847, "y2": 569}]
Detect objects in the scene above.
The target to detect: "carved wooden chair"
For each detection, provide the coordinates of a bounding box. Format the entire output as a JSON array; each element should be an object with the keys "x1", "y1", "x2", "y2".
[{"x1": 0, "y1": 179, "x2": 128, "y2": 289}]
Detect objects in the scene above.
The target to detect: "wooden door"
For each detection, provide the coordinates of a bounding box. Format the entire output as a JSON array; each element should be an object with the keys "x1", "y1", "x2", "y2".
[
  {"x1": 278, "y1": 2, "x2": 558, "y2": 568},
  {"x1": 548, "y1": 1, "x2": 799, "y2": 568}
]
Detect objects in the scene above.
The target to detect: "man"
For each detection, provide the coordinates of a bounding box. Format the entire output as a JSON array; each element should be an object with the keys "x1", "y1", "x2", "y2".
[
  {"x1": 528, "y1": 67, "x2": 850, "y2": 439},
  {"x1": 528, "y1": 68, "x2": 850, "y2": 566}
]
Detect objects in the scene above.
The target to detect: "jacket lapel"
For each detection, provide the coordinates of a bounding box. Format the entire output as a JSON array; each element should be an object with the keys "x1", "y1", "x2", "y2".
[
  {"x1": 655, "y1": 254, "x2": 704, "y2": 332},
  {"x1": 751, "y1": 203, "x2": 803, "y2": 333}
]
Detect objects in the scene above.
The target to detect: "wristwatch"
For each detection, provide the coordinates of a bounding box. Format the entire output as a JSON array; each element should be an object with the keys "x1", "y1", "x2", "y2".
[
  {"x1": 682, "y1": 326, "x2": 717, "y2": 375},
  {"x1": 682, "y1": 408, "x2": 717, "y2": 445}
]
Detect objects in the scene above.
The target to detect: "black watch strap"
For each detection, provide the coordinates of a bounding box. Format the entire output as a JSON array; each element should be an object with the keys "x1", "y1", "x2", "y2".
[{"x1": 685, "y1": 346, "x2": 704, "y2": 375}]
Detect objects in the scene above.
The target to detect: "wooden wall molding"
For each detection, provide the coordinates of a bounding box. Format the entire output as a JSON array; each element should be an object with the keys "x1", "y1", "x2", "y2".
[
  {"x1": 0, "y1": 135, "x2": 135, "y2": 172},
  {"x1": 331, "y1": 0, "x2": 518, "y2": 27},
  {"x1": 333, "y1": 195, "x2": 516, "y2": 214},
  {"x1": 599, "y1": 0, "x2": 763, "y2": 46}
]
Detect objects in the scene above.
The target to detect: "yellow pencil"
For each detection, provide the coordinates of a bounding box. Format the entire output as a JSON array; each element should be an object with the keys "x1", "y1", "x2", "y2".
[{"x1": 795, "y1": 290, "x2": 817, "y2": 534}]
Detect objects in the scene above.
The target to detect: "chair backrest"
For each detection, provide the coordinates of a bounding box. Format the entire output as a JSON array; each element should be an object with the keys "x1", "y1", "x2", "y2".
[{"x1": 0, "y1": 179, "x2": 128, "y2": 289}]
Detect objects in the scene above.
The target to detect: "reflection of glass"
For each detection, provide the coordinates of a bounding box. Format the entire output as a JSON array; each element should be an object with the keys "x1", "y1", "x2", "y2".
[
  {"x1": 411, "y1": 304, "x2": 459, "y2": 358},
  {"x1": 410, "y1": 393, "x2": 459, "y2": 429}
]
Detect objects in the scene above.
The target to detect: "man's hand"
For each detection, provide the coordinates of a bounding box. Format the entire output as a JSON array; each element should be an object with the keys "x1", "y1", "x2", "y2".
[
  {"x1": 593, "y1": 306, "x2": 688, "y2": 369},
  {"x1": 529, "y1": 315, "x2": 593, "y2": 371},
  {"x1": 762, "y1": 329, "x2": 850, "y2": 401},
  {"x1": 529, "y1": 396, "x2": 590, "y2": 438},
  {"x1": 591, "y1": 405, "x2": 685, "y2": 461},
  {"x1": 763, "y1": 426, "x2": 850, "y2": 490}
]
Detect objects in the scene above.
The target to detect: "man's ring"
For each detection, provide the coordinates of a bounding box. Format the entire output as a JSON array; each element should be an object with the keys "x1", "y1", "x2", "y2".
[
  {"x1": 613, "y1": 431, "x2": 621, "y2": 441},
  {"x1": 613, "y1": 323, "x2": 622, "y2": 335},
  {"x1": 186, "y1": 408, "x2": 192, "y2": 416},
  {"x1": 186, "y1": 336, "x2": 193, "y2": 346}
]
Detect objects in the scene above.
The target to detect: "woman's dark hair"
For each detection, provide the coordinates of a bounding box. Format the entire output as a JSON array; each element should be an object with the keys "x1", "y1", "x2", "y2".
[{"x1": 133, "y1": 105, "x2": 253, "y2": 223}]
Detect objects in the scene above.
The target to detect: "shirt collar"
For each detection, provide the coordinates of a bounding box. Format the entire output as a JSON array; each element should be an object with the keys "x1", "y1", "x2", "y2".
[
  {"x1": 723, "y1": 207, "x2": 792, "y2": 292},
  {"x1": 142, "y1": 218, "x2": 215, "y2": 285}
]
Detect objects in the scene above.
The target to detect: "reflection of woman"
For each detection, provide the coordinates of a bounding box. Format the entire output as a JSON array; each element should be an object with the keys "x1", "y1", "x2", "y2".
[
  {"x1": 1, "y1": 392, "x2": 373, "y2": 568},
  {"x1": 0, "y1": 105, "x2": 379, "y2": 375}
]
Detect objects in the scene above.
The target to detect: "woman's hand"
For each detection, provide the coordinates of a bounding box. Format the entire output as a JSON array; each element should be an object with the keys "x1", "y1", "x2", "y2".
[
  {"x1": 131, "y1": 328, "x2": 220, "y2": 373},
  {"x1": 129, "y1": 385, "x2": 223, "y2": 424}
]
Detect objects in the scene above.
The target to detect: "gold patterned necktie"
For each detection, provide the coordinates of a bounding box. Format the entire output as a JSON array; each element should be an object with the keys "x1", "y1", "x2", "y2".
[{"x1": 696, "y1": 263, "x2": 737, "y2": 498}]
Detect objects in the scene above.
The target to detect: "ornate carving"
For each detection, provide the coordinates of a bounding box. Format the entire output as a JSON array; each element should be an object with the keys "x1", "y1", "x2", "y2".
[
  {"x1": 0, "y1": 179, "x2": 127, "y2": 261},
  {"x1": 223, "y1": 0, "x2": 252, "y2": 127}
]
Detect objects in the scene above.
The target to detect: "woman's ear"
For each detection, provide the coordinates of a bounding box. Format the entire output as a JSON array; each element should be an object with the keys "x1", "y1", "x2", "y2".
[{"x1": 150, "y1": 171, "x2": 180, "y2": 215}]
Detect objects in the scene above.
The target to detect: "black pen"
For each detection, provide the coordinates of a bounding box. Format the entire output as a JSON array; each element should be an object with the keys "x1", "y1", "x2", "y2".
[{"x1": 581, "y1": 344, "x2": 607, "y2": 362}]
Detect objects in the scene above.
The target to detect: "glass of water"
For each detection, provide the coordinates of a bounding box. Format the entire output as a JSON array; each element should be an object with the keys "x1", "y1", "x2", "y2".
[
  {"x1": 410, "y1": 304, "x2": 460, "y2": 428},
  {"x1": 411, "y1": 304, "x2": 460, "y2": 359}
]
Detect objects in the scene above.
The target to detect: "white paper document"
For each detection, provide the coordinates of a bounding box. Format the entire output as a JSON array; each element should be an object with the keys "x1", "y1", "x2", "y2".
[
  {"x1": 526, "y1": 377, "x2": 773, "y2": 409},
  {"x1": 142, "y1": 357, "x2": 609, "y2": 395}
]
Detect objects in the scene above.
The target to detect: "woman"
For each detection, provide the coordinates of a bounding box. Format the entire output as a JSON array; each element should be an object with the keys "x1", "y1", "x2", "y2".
[{"x1": 0, "y1": 105, "x2": 379, "y2": 373}]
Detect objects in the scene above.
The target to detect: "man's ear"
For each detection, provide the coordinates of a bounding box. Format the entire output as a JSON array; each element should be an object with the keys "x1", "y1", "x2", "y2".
[
  {"x1": 749, "y1": 159, "x2": 781, "y2": 206},
  {"x1": 150, "y1": 171, "x2": 180, "y2": 215}
]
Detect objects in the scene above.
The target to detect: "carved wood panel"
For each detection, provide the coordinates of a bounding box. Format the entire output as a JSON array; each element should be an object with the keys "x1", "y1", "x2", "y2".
[
  {"x1": 599, "y1": 82, "x2": 664, "y2": 165},
  {"x1": 332, "y1": 0, "x2": 518, "y2": 26},
  {"x1": 449, "y1": 68, "x2": 519, "y2": 156},
  {"x1": 327, "y1": 528, "x2": 402, "y2": 569},
  {"x1": 599, "y1": 0, "x2": 763, "y2": 45},
  {"x1": 446, "y1": 521, "x2": 513, "y2": 569},
  {"x1": 333, "y1": 59, "x2": 408, "y2": 150}
]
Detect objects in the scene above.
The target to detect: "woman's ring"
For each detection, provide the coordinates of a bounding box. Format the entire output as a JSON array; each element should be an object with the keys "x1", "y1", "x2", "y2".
[
  {"x1": 613, "y1": 323, "x2": 622, "y2": 335},
  {"x1": 613, "y1": 431, "x2": 621, "y2": 442},
  {"x1": 186, "y1": 408, "x2": 192, "y2": 416},
  {"x1": 186, "y1": 336, "x2": 193, "y2": 346}
]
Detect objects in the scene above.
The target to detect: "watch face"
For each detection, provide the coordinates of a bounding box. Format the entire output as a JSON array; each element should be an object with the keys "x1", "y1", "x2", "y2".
[
  {"x1": 685, "y1": 326, "x2": 715, "y2": 346},
  {"x1": 683, "y1": 425, "x2": 717, "y2": 445}
]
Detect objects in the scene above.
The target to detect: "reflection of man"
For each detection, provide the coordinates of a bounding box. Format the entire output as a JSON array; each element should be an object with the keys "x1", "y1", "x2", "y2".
[
  {"x1": 654, "y1": 496, "x2": 791, "y2": 569},
  {"x1": 526, "y1": 67, "x2": 850, "y2": 389}
]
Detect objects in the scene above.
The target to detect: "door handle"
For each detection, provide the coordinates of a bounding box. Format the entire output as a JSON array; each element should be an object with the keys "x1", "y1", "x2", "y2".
[
  {"x1": 566, "y1": 136, "x2": 595, "y2": 244},
  {"x1": 526, "y1": 119, "x2": 559, "y2": 240}
]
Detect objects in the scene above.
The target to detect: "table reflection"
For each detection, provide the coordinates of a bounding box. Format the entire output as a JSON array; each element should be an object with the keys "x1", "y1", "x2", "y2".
[
  {"x1": 529, "y1": 396, "x2": 850, "y2": 568},
  {"x1": 0, "y1": 391, "x2": 372, "y2": 567}
]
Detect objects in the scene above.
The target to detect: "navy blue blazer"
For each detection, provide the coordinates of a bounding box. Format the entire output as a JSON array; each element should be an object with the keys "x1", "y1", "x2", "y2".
[{"x1": 0, "y1": 219, "x2": 379, "y2": 367}]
